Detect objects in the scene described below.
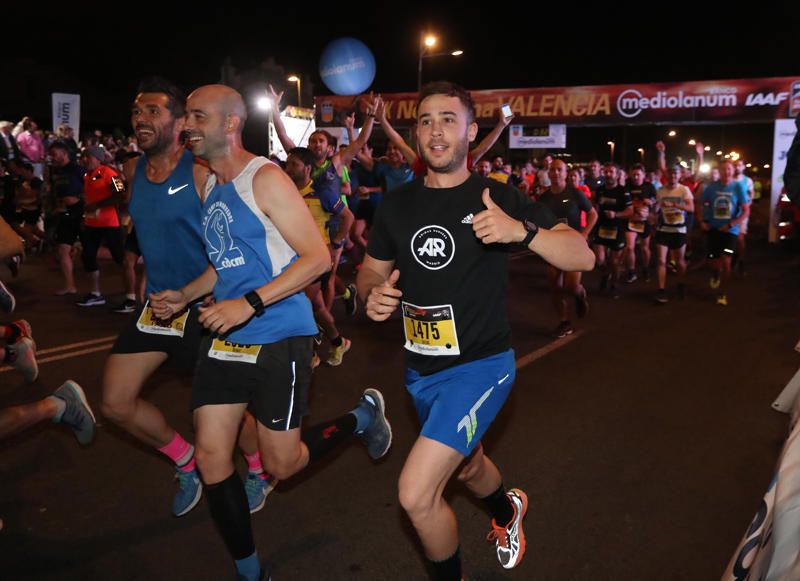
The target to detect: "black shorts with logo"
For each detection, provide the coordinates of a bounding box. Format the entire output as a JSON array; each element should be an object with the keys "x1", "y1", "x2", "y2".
[
  {"x1": 594, "y1": 221, "x2": 626, "y2": 251},
  {"x1": 55, "y1": 202, "x2": 84, "y2": 245},
  {"x1": 191, "y1": 335, "x2": 313, "y2": 430},
  {"x1": 706, "y1": 229, "x2": 736, "y2": 260},
  {"x1": 110, "y1": 303, "x2": 205, "y2": 371}
]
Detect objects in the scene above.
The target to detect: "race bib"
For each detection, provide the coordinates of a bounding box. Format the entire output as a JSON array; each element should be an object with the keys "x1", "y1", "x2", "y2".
[
  {"x1": 402, "y1": 302, "x2": 460, "y2": 357},
  {"x1": 628, "y1": 221, "x2": 645, "y2": 233},
  {"x1": 663, "y1": 208, "x2": 684, "y2": 225},
  {"x1": 598, "y1": 225, "x2": 618, "y2": 239},
  {"x1": 136, "y1": 301, "x2": 190, "y2": 337},
  {"x1": 208, "y1": 338, "x2": 262, "y2": 364}
]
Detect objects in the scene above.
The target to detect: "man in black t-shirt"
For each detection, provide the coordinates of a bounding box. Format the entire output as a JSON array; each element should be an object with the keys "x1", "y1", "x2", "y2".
[
  {"x1": 593, "y1": 162, "x2": 632, "y2": 298},
  {"x1": 536, "y1": 160, "x2": 598, "y2": 337},
  {"x1": 357, "y1": 81, "x2": 593, "y2": 581},
  {"x1": 624, "y1": 163, "x2": 657, "y2": 283},
  {"x1": 48, "y1": 141, "x2": 85, "y2": 295}
]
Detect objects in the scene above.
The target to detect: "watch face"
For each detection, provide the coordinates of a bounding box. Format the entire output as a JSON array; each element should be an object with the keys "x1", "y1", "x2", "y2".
[{"x1": 524, "y1": 219, "x2": 538, "y2": 232}]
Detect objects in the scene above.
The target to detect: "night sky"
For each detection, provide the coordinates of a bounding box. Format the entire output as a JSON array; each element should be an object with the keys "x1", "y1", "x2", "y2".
[{"x1": 5, "y1": 2, "x2": 800, "y2": 164}]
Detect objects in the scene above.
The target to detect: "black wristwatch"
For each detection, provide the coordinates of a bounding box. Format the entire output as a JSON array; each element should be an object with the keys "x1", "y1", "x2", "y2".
[
  {"x1": 521, "y1": 219, "x2": 539, "y2": 246},
  {"x1": 244, "y1": 291, "x2": 265, "y2": 317}
]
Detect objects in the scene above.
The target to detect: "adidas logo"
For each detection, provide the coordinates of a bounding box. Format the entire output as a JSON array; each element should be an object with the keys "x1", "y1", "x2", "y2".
[{"x1": 461, "y1": 213, "x2": 474, "y2": 224}]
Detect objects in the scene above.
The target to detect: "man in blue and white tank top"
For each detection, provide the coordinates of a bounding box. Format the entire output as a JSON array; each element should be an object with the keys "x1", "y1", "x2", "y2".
[
  {"x1": 149, "y1": 84, "x2": 391, "y2": 581},
  {"x1": 101, "y1": 77, "x2": 268, "y2": 521}
]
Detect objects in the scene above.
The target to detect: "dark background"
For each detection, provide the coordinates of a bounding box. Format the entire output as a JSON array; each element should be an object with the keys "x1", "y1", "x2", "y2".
[{"x1": 4, "y1": 2, "x2": 799, "y2": 165}]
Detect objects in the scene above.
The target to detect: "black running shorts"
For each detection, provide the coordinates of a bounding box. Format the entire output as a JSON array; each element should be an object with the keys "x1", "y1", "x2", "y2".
[
  {"x1": 191, "y1": 335, "x2": 313, "y2": 430},
  {"x1": 111, "y1": 303, "x2": 205, "y2": 371},
  {"x1": 706, "y1": 230, "x2": 736, "y2": 260}
]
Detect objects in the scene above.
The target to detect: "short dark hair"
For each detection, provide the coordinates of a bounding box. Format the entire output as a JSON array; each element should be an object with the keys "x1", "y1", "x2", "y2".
[
  {"x1": 629, "y1": 163, "x2": 646, "y2": 172},
  {"x1": 287, "y1": 147, "x2": 314, "y2": 167},
  {"x1": 48, "y1": 141, "x2": 69, "y2": 153},
  {"x1": 417, "y1": 81, "x2": 475, "y2": 123},
  {"x1": 136, "y1": 76, "x2": 186, "y2": 118}
]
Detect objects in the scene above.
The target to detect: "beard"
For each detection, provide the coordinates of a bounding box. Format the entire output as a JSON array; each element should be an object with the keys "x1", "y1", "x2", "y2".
[{"x1": 419, "y1": 136, "x2": 470, "y2": 175}]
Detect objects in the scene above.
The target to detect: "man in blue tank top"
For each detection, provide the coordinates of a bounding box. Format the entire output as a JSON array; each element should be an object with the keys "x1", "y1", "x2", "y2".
[
  {"x1": 149, "y1": 84, "x2": 392, "y2": 581},
  {"x1": 101, "y1": 78, "x2": 271, "y2": 520}
]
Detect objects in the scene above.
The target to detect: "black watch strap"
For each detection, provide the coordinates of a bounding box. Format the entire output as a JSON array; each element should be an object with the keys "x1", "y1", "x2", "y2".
[
  {"x1": 244, "y1": 291, "x2": 265, "y2": 317},
  {"x1": 521, "y1": 219, "x2": 539, "y2": 246}
]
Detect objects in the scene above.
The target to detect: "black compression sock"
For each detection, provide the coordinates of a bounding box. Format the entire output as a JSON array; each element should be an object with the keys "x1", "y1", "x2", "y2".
[
  {"x1": 481, "y1": 483, "x2": 514, "y2": 527},
  {"x1": 204, "y1": 471, "x2": 255, "y2": 560},
  {"x1": 430, "y1": 548, "x2": 461, "y2": 581},
  {"x1": 301, "y1": 413, "x2": 357, "y2": 463},
  {"x1": 330, "y1": 335, "x2": 343, "y2": 347}
]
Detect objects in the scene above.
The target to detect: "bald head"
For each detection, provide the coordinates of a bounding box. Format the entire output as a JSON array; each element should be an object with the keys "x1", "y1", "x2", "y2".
[{"x1": 188, "y1": 84, "x2": 248, "y2": 133}]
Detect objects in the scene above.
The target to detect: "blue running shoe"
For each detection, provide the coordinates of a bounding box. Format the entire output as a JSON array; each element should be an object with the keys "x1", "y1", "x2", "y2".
[
  {"x1": 52, "y1": 380, "x2": 96, "y2": 445},
  {"x1": 245, "y1": 473, "x2": 276, "y2": 514},
  {"x1": 172, "y1": 467, "x2": 202, "y2": 517},
  {"x1": 11, "y1": 337, "x2": 38, "y2": 383},
  {"x1": 356, "y1": 388, "x2": 392, "y2": 459}
]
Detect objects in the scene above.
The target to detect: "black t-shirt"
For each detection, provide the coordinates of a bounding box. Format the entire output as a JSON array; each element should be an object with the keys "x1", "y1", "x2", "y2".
[
  {"x1": 537, "y1": 187, "x2": 593, "y2": 231},
  {"x1": 595, "y1": 185, "x2": 632, "y2": 228},
  {"x1": 50, "y1": 162, "x2": 84, "y2": 199},
  {"x1": 368, "y1": 173, "x2": 555, "y2": 375},
  {"x1": 628, "y1": 181, "x2": 656, "y2": 222}
]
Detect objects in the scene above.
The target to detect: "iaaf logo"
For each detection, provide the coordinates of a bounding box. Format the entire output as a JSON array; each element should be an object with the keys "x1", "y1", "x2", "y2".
[{"x1": 616, "y1": 88, "x2": 738, "y2": 118}]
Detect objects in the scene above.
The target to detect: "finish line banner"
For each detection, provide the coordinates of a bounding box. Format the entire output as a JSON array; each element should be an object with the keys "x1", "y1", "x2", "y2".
[
  {"x1": 315, "y1": 77, "x2": 800, "y2": 128},
  {"x1": 51, "y1": 93, "x2": 80, "y2": 137}
]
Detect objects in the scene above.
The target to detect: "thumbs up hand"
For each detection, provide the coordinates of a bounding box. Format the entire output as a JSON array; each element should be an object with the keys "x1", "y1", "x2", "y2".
[
  {"x1": 472, "y1": 188, "x2": 527, "y2": 245},
  {"x1": 366, "y1": 269, "x2": 403, "y2": 322}
]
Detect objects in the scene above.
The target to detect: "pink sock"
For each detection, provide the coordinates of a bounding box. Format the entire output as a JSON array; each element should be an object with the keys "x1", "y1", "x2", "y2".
[
  {"x1": 158, "y1": 433, "x2": 195, "y2": 472},
  {"x1": 244, "y1": 451, "x2": 263, "y2": 474}
]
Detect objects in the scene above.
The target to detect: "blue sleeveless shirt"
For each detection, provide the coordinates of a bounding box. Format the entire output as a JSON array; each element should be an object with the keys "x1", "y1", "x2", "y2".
[
  {"x1": 129, "y1": 150, "x2": 209, "y2": 296},
  {"x1": 202, "y1": 157, "x2": 316, "y2": 344}
]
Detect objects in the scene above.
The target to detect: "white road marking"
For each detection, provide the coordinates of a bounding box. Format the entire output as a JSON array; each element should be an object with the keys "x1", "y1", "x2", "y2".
[{"x1": 515, "y1": 330, "x2": 584, "y2": 369}]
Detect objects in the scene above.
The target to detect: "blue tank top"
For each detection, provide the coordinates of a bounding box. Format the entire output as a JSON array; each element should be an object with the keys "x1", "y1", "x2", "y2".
[
  {"x1": 129, "y1": 150, "x2": 210, "y2": 296},
  {"x1": 202, "y1": 157, "x2": 316, "y2": 344}
]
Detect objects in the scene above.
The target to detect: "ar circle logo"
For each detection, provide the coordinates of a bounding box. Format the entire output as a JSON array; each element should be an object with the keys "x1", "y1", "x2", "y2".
[{"x1": 411, "y1": 225, "x2": 455, "y2": 270}]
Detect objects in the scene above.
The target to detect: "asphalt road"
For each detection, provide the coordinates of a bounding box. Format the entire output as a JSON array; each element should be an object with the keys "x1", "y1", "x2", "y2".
[{"x1": 2, "y1": 218, "x2": 799, "y2": 580}]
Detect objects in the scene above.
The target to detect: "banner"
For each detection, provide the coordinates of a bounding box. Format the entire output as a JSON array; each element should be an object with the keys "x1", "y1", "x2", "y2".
[
  {"x1": 769, "y1": 119, "x2": 797, "y2": 242},
  {"x1": 51, "y1": 93, "x2": 80, "y2": 137},
  {"x1": 509, "y1": 124, "x2": 566, "y2": 149},
  {"x1": 315, "y1": 77, "x2": 800, "y2": 128}
]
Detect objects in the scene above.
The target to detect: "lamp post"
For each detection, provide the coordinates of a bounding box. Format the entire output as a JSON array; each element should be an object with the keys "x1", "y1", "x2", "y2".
[
  {"x1": 607, "y1": 141, "x2": 615, "y2": 161},
  {"x1": 637, "y1": 147, "x2": 645, "y2": 162},
  {"x1": 287, "y1": 75, "x2": 301, "y2": 108},
  {"x1": 417, "y1": 33, "x2": 462, "y2": 93}
]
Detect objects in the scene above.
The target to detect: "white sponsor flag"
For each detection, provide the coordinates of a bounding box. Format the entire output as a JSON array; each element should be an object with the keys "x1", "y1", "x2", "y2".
[
  {"x1": 769, "y1": 119, "x2": 797, "y2": 242},
  {"x1": 722, "y1": 416, "x2": 800, "y2": 580},
  {"x1": 52, "y1": 93, "x2": 80, "y2": 138}
]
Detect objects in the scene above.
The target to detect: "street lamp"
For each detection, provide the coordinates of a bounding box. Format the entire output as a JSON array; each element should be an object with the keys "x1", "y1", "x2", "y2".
[
  {"x1": 637, "y1": 147, "x2": 645, "y2": 161},
  {"x1": 607, "y1": 141, "x2": 615, "y2": 161},
  {"x1": 417, "y1": 33, "x2": 463, "y2": 93},
  {"x1": 287, "y1": 75, "x2": 301, "y2": 108}
]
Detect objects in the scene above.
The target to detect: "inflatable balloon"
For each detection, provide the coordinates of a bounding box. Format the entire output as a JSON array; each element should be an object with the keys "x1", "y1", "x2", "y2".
[{"x1": 319, "y1": 37, "x2": 376, "y2": 96}]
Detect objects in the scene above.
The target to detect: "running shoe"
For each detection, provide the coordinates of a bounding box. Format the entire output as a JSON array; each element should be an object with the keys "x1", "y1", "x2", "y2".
[
  {"x1": 76, "y1": 293, "x2": 106, "y2": 307},
  {"x1": 356, "y1": 388, "x2": 392, "y2": 459},
  {"x1": 486, "y1": 488, "x2": 528, "y2": 569},
  {"x1": 709, "y1": 276, "x2": 721, "y2": 290},
  {"x1": 716, "y1": 294, "x2": 728, "y2": 306},
  {"x1": 10, "y1": 337, "x2": 37, "y2": 382},
  {"x1": 344, "y1": 283, "x2": 358, "y2": 316},
  {"x1": 52, "y1": 380, "x2": 96, "y2": 445},
  {"x1": 555, "y1": 320, "x2": 574, "y2": 338},
  {"x1": 326, "y1": 337, "x2": 351, "y2": 367},
  {"x1": 245, "y1": 473, "x2": 277, "y2": 514},
  {"x1": 625, "y1": 270, "x2": 637, "y2": 284},
  {"x1": 0, "y1": 279, "x2": 15, "y2": 313},
  {"x1": 655, "y1": 289, "x2": 669, "y2": 304},
  {"x1": 172, "y1": 466, "x2": 203, "y2": 517},
  {"x1": 10, "y1": 319, "x2": 34, "y2": 349},
  {"x1": 112, "y1": 298, "x2": 137, "y2": 314}
]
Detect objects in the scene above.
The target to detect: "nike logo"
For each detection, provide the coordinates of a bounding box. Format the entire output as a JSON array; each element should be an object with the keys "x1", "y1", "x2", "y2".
[
  {"x1": 270, "y1": 418, "x2": 284, "y2": 424},
  {"x1": 168, "y1": 184, "x2": 189, "y2": 195}
]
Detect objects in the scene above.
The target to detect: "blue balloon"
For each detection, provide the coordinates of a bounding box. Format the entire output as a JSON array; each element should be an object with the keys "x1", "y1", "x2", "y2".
[{"x1": 319, "y1": 37, "x2": 376, "y2": 96}]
